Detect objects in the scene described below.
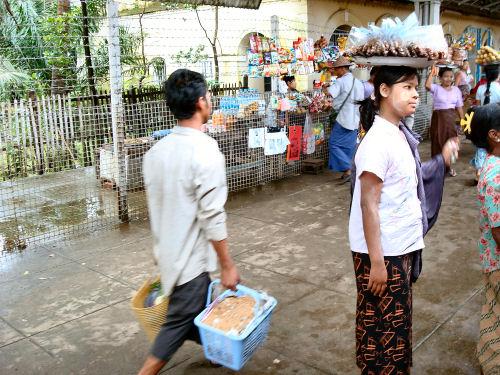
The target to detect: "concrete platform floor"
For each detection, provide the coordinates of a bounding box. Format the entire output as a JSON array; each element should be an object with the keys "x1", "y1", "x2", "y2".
[{"x1": 0, "y1": 138, "x2": 485, "y2": 374}]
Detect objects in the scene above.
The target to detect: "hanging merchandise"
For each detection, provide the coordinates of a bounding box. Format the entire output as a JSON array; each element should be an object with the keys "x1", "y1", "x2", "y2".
[
  {"x1": 248, "y1": 35, "x2": 330, "y2": 78},
  {"x1": 308, "y1": 90, "x2": 333, "y2": 113},
  {"x1": 302, "y1": 111, "x2": 315, "y2": 155},
  {"x1": 248, "y1": 128, "x2": 266, "y2": 148},
  {"x1": 453, "y1": 33, "x2": 476, "y2": 51},
  {"x1": 286, "y1": 126, "x2": 302, "y2": 162},
  {"x1": 313, "y1": 124, "x2": 325, "y2": 145},
  {"x1": 264, "y1": 127, "x2": 290, "y2": 156},
  {"x1": 337, "y1": 36, "x2": 348, "y2": 51}
]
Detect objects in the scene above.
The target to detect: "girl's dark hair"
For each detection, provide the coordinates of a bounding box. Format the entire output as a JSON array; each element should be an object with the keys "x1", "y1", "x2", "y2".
[
  {"x1": 163, "y1": 69, "x2": 207, "y2": 120},
  {"x1": 483, "y1": 65, "x2": 500, "y2": 105},
  {"x1": 438, "y1": 67, "x2": 453, "y2": 77},
  {"x1": 369, "y1": 67, "x2": 379, "y2": 77},
  {"x1": 465, "y1": 103, "x2": 500, "y2": 150},
  {"x1": 283, "y1": 75, "x2": 295, "y2": 84},
  {"x1": 358, "y1": 65, "x2": 419, "y2": 132}
]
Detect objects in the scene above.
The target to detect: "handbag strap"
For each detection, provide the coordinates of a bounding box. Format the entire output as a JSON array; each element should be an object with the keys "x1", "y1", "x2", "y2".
[{"x1": 337, "y1": 76, "x2": 355, "y2": 114}]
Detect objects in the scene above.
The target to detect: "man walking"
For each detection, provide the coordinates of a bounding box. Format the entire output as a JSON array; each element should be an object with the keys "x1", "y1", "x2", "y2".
[
  {"x1": 322, "y1": 57, "x2": 364, "y2": 184},
  {"x1": 138, "y1": 69, "x2": 241, "y2": 375}
]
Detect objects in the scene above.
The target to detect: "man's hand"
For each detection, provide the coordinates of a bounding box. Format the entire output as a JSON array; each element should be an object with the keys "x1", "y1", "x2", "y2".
[
  {"x1": 322, "y1": 84, "x2": 331, "y2": 96},
  {"x1": 211, "y1": 238, "x2": 241, "y2": 291},
  {"x1": 220, "y1": 264, "x2": 241, "y2": 291},
  {"x1": 368, "y1": 261, "x2": 388, "y2": 297}
]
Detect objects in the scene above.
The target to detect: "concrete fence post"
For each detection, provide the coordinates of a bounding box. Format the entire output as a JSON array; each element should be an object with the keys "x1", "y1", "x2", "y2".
[{"x1": 107, "y1": 0, "x2": 129, "y2": 222}]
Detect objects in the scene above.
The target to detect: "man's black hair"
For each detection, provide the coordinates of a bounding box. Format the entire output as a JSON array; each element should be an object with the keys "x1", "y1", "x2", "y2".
[
  {"x1": 163, "y1": 69, "x2": 208, "y2": 120},
  {"x1": 283, "y1": 75, "x2": 295, "y2": 84}
]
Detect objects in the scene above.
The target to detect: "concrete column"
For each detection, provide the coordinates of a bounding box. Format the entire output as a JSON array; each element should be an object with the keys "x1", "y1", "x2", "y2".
[
  {"x1": 271, "y1": 15, "x2": 279, "y2": 92},
  {"x1": 412, "y1": 0, "x2": 441, "y2": 26},
  {"x1": 429, "y1": 0, "x2": 441, "y2": 25},
  {"x1": 107, "y1": 0, "x2": 129, "y2": 222}
]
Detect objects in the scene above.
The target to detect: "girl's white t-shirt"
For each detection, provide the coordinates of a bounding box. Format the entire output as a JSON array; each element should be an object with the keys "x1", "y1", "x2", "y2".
[
  {"x1": 349, "y1": 115, "x2": 425, "y2": 256},
  {"x1": 476, "y1": 81, "x2": 500, "y2": 105}
]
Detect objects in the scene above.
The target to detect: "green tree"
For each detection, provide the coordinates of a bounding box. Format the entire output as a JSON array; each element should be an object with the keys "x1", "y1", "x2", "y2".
[
  {"x1": 0, "y1": 0, "x2": 142, "y2": 99},
  {"x1": 172, "y1": 45, "x2": 209, "y2": 66}
]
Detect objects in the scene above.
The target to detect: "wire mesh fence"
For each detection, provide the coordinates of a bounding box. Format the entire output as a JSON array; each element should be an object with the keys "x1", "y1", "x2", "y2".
[
  {"x1": 0, "y1": 87, "x2": 332, "y2": 254},
  {"x1": 0, "y1": 0, "x2": 432, "y2": 255}
]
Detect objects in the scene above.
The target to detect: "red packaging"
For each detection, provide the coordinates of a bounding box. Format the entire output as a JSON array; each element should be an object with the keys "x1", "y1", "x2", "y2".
[
  {"x1": 249, "y1": 35, "x2": 257, "y2": 53},
  {"x1": 256, "y1": 35, "x2": 263, "y2": 53}
]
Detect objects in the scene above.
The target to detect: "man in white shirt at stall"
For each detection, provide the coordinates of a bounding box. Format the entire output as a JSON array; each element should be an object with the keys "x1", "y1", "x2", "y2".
[
  {"x1": 138, "y1": 69, "x2": 241, "y2": 375},
  {"x1": 322, "y1": 57, "x2": 364, "y2": 184}
]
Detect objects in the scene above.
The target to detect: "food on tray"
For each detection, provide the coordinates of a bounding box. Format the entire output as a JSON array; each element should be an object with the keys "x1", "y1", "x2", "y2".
[
  {"x1": 345, "y1": 39, "x2": 447, "y2": 59},
  {"x1": 344, "y1": 13, "x2": 447, "y2": 61},
  {"x1": 202, "y1": 296, "x2": 256, "y2": 335},
  {"x1": 475, "y1": 46, "x2": 500, "y2": 65},
  {"x1": 314, "y1": 36, "x2": 329, "y2": 49}
]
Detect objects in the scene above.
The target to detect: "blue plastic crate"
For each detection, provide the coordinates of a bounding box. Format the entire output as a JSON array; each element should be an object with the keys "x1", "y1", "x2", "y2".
[{"x1": 194, "y1": 280, "x2": 277, "y2": 371}]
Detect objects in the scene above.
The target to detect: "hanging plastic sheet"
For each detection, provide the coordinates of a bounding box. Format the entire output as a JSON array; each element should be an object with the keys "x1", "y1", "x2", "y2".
[
  {"x1": 302, "y1": 111, "x2": 315, "y2": 155},
  {"x1": 248, "y1": 128, "x2": 265, "y2": 148},
  {"x1": 264, "y1": 127, "x2": 290, "y2": 156}
]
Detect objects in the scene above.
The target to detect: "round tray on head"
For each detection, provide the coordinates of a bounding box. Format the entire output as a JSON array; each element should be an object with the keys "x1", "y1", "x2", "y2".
[
  {"x1": 352, "y1": 56, "x2": 434, "y2": 68},
  {"x1": 436, "y1": 64, "x2": 458, "y2": 68},
  {"x1": 479, "y1": 61, "x2": 500, "y2": 67}
]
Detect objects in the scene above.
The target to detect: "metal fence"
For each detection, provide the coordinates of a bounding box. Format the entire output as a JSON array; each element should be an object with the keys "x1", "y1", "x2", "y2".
[
  {"x1": 0, "y1": 1, "x2": 432, "y2": 254},
  {"x1": 0, "y1": 88, "x2": 331, "y2": 253}
]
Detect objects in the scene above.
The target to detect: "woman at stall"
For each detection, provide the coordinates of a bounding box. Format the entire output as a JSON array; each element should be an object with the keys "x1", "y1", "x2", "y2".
[
  {"x1": 454, "y1": 59, "x2": 473, "y2": 101},
  {"x1": 464, "y1": 103, "x2": 500, "y2": 375},
  {"x1": 350, "y1": 65, "x2": 458, "y2": 374},
  {"x1": 471, "y1": 65, "x2": 500, "y2": 183},
  {"x1": 426, "y1": 63, "x2": 464, "y2": 177},
  {"x1": 363, "y1": 67, "x2": 377, "y2": 99}
]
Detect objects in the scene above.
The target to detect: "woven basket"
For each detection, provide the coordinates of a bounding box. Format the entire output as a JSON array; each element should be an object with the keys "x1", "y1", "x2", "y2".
[{"x1": 131, "y1": 277, "x2": 170, "y2": 342}]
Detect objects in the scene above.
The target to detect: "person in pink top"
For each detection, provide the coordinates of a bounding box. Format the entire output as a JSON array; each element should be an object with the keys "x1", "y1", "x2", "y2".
[
  {"x1": 454, "y1": 59, "x2": 474, "y2": 101},
  {"x1": 465, "y1": 103, "x2": 500, "y2": 375},
  {"x1": 426, "y1": 63, "x2": 465, "y2": 176}
]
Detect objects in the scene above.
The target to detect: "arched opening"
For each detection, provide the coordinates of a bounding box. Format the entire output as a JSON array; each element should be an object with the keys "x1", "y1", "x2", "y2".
[
  {"x1": 329, "y1": 24, "x2": 351, "y2": 46},
  {"x1": 375, "y1": 13, "x2": 395, "y2": 26}
]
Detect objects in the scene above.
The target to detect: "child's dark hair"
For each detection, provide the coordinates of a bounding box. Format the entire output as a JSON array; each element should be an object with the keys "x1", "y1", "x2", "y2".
[
  {"x1": 438, "y1": 67, "x2": 453, "y2": 77},
  {"x1": 163, "y1": 69, "x2": 207, "y2": 120},
  {"x1": 483, "y1": 65, "x2": 500, "y2": 105},
  {"x1": 283, "y1": 75, "x2": 295, "y2": 84},
  {"x1": 465, "y1": 103, "x2": 500, "y2": 151},
  {"x1": 358, "y1": 65, "x2": 419, "y2": 132}
]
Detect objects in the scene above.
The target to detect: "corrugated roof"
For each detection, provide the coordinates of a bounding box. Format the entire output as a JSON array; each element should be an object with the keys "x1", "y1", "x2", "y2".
[
  {"x1": 361, "y1": 0, "x2": 500, "y2": 20},
  {"x1": 440, "y1": 0, "x2": 500, "y2": 19},
  {"x1": 170, "y1": 0, "x2": 262, "y2": 9}
]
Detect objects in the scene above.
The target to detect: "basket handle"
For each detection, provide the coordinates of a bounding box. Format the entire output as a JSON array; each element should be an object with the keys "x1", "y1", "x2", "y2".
[{"x1": 208, "y1": 279, "x2": 261, "y2": 318}]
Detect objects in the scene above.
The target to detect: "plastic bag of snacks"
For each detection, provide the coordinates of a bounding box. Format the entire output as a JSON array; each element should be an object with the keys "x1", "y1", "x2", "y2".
[{"x1": 344, "y1": 13, "x2": 447, "y2": 60}]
